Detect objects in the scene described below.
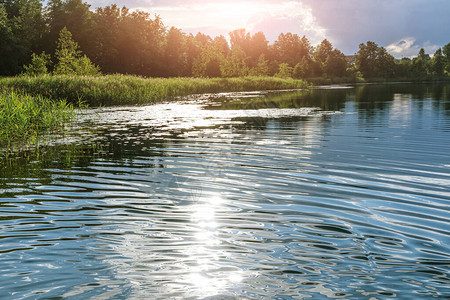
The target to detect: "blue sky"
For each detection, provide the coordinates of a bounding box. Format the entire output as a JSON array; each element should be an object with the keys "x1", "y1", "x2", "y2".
[{"x1": 86, "y1": 0, "x2": 450, "y2": 57}]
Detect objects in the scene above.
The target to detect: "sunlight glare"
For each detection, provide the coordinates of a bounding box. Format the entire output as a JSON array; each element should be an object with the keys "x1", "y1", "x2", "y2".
[
  {"x1": 207, "y1": 2, "x2": 262, "y2": 29},
  {"x1": 144, "y1": 0, "x2": 326, "y2": 41}
]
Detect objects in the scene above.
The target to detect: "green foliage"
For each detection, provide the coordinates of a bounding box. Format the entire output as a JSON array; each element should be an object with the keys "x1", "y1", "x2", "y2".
[
  {"x1": 220, "y1": 46, "x2": 249, "y2": 77},
  {"x1": 0, "y1": 90, "x2": 74, "y2": 149},
  {"x1": 418, "y1": 48, "x2": 431, "y2": 62},
  {"x1": 229, "y1": 29, "x2": 269, "y2": 69},
  {"x1": 250, "y1": 54, "x2": 269, "y2": 76},
  {"x1": 164, "y1": 26, "x2": 188, "y2": 76},
  {"x1": 324, "y1": 49, "x2": 347, "y2": 77},
  {"x1": 53, "y1": 27, "x2": 100, "y2": 75},
  {"x1": 293, "y1": 58, "x2": 310, "y2": 79},
  {"x1": 443, "y1": 43, "x2": 450, "y2": 74},
  {"x1": 431, "y1": 48, "x2": 445, "y2": 77},
  {"x1": 0, "y1": 0, "x2": 449, "y2": 81},
  {"x1": 275, "y1": 63, "x2": 293, "y2": 78},
  {"x1": 395, "y1": 57, "x2": 412, "y2": 78},
  {"x1": 314, "y1": 39, "x2": 333, "y2": 67},
  {"x1": 192, "y1": 45, "x2": 223, "y2": 77},
  {"x1": 0, "y1": 75, "x2": 310, "y2": 106},
  {"x1": 0, "y1": 5, "x2": 17, "y2": 75},
  {"x1": 356, "y1": 41, "x2": 396, "y2": 79},
  {"x1": 73, "y1": 54, "x2": 101, "y2": 75},
  {"x1": 0, "y1": 0, "x2": 46, "y2": 73},
  {"x1": 412, "y1": 55, "x2": 428, "y2": 79},
  {"x1": 22, "y1": 52, "x2": 51, "y2": 76},
  {"x1": 46, "y1": 0, "x2": 93, "y2": 59},
  {"x1": 273, "y1": 33, "x2": 312, "y2": 67}
]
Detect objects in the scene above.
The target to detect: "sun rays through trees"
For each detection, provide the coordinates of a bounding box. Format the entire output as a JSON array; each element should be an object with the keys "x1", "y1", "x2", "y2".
[{"x1": 0, "y1": 0, "x2": 449, "y2": 81}]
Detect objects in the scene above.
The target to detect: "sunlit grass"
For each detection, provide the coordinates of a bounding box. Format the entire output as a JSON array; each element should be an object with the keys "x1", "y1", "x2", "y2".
[
  {"x1": 0, "y1": 74, "x2": 308, "y2": 159},
  {"x1": 0, "y1": 75, "x2": 310, "y2": 106},
  {"x1": 0, "y1": 91, "x2": 74, "y2": 156}
]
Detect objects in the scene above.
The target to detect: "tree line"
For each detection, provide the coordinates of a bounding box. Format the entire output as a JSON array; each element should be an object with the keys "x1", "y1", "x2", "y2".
[{"x1": 1, "y1": 0, "x2": 450, "y2": 79}]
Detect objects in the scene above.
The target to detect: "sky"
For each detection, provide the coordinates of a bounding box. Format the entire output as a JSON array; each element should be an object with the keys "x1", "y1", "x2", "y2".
[{"x1": 86, "y1": 0, "x2": 450, "y2": 57}]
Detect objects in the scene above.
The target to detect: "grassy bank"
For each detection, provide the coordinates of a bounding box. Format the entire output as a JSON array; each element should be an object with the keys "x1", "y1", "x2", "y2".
[
  {"x1": 0, "y1": 75, "x2": 310, "y2": 106},
  {"x1": 0, "y1": 91, "x2": 74, "y2": 154}
]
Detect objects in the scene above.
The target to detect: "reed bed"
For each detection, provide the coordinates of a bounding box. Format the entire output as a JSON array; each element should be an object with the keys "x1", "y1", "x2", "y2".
[
  {"x1": 0, "y1": 75, "x2": 309, "y2": 106},
  {"x1": 0, "y1": 91, "x2": 74, "y2": 152}
]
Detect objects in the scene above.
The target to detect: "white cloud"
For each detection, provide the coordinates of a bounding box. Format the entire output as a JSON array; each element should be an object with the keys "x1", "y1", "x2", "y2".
[
  {"x1": 386, "y1": 37, "x2": 440, "y2": 58},
  {"x1": 301, "y1": 0, "x2": 450, "y2": 54}
]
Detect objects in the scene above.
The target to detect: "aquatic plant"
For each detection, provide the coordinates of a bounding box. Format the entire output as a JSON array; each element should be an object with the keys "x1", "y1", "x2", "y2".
[{"x1": 0, "y1": 91, "x2": 74, "y2": 153}]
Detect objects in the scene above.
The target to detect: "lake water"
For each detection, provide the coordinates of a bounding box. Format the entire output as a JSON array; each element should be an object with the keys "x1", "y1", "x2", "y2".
[{"x1": 1, "y1": 83, "x2": 449, "y2": 299}]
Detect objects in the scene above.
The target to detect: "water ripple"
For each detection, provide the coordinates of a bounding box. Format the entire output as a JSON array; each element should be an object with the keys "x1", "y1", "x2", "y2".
[{"x1": 1, "y1": 85, "x2": 450, "y2": 299}]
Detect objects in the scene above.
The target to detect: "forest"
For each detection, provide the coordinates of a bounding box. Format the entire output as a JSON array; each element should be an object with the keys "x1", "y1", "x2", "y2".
[{"x1": 1, "y1": 0, "x2": 450, "y2": 80}]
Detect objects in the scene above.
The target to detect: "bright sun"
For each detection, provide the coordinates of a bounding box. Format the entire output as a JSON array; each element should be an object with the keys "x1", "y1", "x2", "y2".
[
  {"x1": 205, "y1": 2, "x2": 264, "y2": 29},
  {"x1": 142, "y1": 1, "x2": 326, "y2": 42},
  {"x1": 151, "y1": 1, "x2": 273, "y2": 31}
]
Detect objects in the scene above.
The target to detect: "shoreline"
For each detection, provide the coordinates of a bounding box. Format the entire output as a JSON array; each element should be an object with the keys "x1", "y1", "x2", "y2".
[{"x1": 0, "y1": 75, "x2": 310, "y2": 107}]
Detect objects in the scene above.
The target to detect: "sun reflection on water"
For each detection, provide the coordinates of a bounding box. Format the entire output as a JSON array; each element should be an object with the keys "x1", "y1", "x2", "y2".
[
  {"x1": 96, "y1": 191, "x2": 246, "y2": 298},
  {"x1": 185, "y1": 193, "x2": 244, "y2": 298}
]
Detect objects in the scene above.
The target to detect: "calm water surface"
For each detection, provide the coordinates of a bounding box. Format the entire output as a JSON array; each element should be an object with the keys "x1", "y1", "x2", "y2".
[{"x1": 1, "y1": 83, "x2": 450, "y2": 299}]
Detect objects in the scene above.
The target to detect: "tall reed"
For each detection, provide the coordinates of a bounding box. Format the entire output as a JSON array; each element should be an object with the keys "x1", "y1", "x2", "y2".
[
  {"x1": 0, "y1": 91, "x2": 74, "y2": 152},
  {"x1": 0, "y1": 75, "x2": 309, "y2": 106}
]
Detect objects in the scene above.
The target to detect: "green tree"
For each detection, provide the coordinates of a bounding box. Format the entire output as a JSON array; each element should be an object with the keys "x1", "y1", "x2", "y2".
[
  {"x1": 356, "y1": 41, "x2": 395, "y2": 78},
  {"x1": 184, "y1": 34, "x2": 202, "y2": 76},
  {"x1": 212, "y1": 35, "x2": 230, "y2": 57},
  {"x1": 53, "y1": 26, "x2": 100, "y2": 75},
  {"x1": 299, "y1": 36, "x2": 313, "y2": 61},
  {"x1": 45, "y1": 0, "x2": 93, "y2": 55},
  {"x1": 356, "y1": 41, "x2": 379, "y2": 78},
  {"x1": 73, "y1": 54, "x2": 101, "y2": 75},
  {"x1": 164, "y1": 26, "x2": 187, "y2": 76},
  {"x1": 395, "y1": 57, "x2": 412, "y2": 78},
  {"x1": 192, "y1": 44, "x2": 223, "y2": 77},
  {"x1": 0, "y1": 4, "x2": 17, "y2": 75},
  {"x1": 293, "y1": 57, "x2": 312, "y2": 79},
  {"x1": 275, "y1": 63, "x2": 293, "y2": 78},
  {"x1": 91, "y1": 4, "x2": 120, "y2": 73},
  {"x1": 377, "y1": 47, "x2": 396, "y2": 78},
  {"x1": 411, "y1": 56, "x2": 427, "y2": 79},
  {"x1": 314, "y1": 39, "x2": 333, "y2": 65},
  {"x1": 248, "y1": 32, "x2": 269, "y2": 67},
  {"x1": 418, "y1": 48, "x2": 431, "y2": 62},
  {"x1": 324, "y1": 49, "x2": 348, "y2": 77},
  {"x1": 116, "y1": 9, "x2": 165, "y2": 75},
  {"x1": 250, "y1": 54, "x2": 269, "y2": 76},
  {"x1": 195, "y1": 32, "x2": 212, "y2": 46},
  {"x1": 411, "y1": 48, "x2": 430, "y2": 79},
  {"x1": 313, "y1": 39, "x2": 348, "y2": 77},
  {"x1": 272, "y1": 33, "x2": 312, "y2": 67},
  {"x1": 0, "y1": 0, "x2": 46, "y2": 75},
  {"x1": 431, "y1": 48, "x2": 445, "y2": 77},
  {"x1": 22, "y1": 51, "x2": 50, "y2": 76},
  {"x1": 54, "y1": 26, "x2": 81, "y2": 74},
  {"x1": 229, "y1": 29, "x2": 249, "y2": 49},
  {"x1": 442, "y1": 42, "x2": 450, "y2": 74},
  {"x1": 220, "y1": 45, "x2": 249, "y2": 77}
]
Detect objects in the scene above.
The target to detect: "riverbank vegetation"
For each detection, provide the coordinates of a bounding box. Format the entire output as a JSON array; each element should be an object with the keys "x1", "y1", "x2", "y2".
[
  {"x1": 1, "y1": 0, "x2": 450, "y2": 82},
  {"x1": 0, "y1": 75, "x2": 309, "y2": 106},
  {"x1": 0, "y1": 74, "x2": 307, "y2": 150},
  {"x1": 0, "y1": 91, "x2": 74, "y2": 154},
  {"x1": 1, "y1": 0, "x2": 450, "y2": 155}
]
